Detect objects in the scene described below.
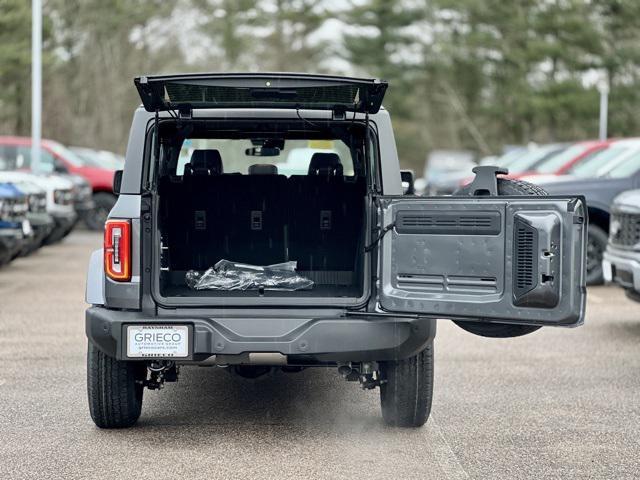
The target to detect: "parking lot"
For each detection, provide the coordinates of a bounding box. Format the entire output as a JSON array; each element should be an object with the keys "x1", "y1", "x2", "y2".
[{"x1": 0, "y1": 231, "x2": 638, "y2": 480}]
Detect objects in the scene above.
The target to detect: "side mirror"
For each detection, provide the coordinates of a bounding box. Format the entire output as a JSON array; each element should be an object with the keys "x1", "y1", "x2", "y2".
[
  {"x1": 400, "y1": 169, "x2": 415, "y2": 195},
  {"x1": 113, "y1": 170, "x2": 123, "y2": 195}
]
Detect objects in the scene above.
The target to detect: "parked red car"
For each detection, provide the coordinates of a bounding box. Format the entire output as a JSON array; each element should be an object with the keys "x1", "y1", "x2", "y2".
[
  {"x1": 0, "y1": 136, "x2": 115, "y2": 230},
  {"x1": 515, "y1": 140, "x2": 613, "y2": 183},
  {"x1": 458, "y1": 140, "x2": 613, "y2": 189}
]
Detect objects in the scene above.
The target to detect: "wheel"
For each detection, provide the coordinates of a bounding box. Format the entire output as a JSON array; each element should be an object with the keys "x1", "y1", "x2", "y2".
[
  {"x1": 43, "y1": 226, "x2": 67, "y2": 245},
  {"x1": 586, "y1": 224, "x2": 607, "y2": 285},
  {"x1": 625, "y1": 288, "x2": 640, "y2": 303},
  {"x1": 379, "y1": 344, "x2": 434, "y2": 427},
  {"x1": 87, "y1": 341, "x2": 146, "y2": 428},
  {"x1": 85, "y1": 192, "x2": 117, "y2": 231},
  {"x1": 0, "y1": 249, "x2": 12, "y2": 267},
  {"x1": 452, "y1": 178, "x2": 545, "y2": 338},
  {"x1": 60, "y1": 223, "x2": 75, "y2": 239}
]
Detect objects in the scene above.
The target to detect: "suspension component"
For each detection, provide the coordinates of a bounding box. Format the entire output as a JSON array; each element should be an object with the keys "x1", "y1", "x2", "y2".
[
  {"x1": 141, "y1": 360, "x2": 178, "y2": 390},
  {"x1": 359, "y1": 361, "x2": 383, "y2": 390},
  {"x1": 337, "y1": 362, "x2": 384, "y2": 389}
]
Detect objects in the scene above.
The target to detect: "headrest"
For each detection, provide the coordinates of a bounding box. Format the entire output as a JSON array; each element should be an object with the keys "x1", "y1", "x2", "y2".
[
  {"x1": 308, "y1": 152, "x2": 343, "y2": 176},
  {"x1": 185, "y1": 149, "x2": 223, "y2": 176},
  {"x1": 248, "y1": 164, "x2": 278, "y2": 175}
]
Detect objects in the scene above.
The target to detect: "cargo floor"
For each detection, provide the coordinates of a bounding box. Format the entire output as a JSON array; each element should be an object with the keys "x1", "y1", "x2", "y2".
[
  {"x1": 161, "y1": 284, "x2": 362, "y2": 298},
  {"x1": 160, "y1": 270, "x2": 363, "y2": 298}
]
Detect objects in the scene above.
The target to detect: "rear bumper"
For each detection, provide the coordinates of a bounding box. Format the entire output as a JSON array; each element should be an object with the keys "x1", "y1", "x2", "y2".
[
  {"x1": 603, "y1": 246, "x2": 640, "y2": 294},
  {"x1": 86, "y1": 306, "x2": 436, "y2": 363}
]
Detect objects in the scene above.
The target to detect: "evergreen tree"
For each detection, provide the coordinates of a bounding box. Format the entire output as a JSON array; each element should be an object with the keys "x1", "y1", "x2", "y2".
[
  {"x1": 194, "y1": 0, "x2": 259, "y2": 70},
  {"x1": 252, "y1": 0, "x2": 328, "y2": 72},
  {"x1": 0, "y1": 0, "x2": 51, "y2": 135},
  {"x1": 342, "y1": 0, "x2": 427, "y2": 166}
]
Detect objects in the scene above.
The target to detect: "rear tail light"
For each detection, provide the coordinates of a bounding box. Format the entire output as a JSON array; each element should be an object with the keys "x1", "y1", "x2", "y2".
[{"x1": 104, "y1": 219, "x2": 131, "y2": 281}]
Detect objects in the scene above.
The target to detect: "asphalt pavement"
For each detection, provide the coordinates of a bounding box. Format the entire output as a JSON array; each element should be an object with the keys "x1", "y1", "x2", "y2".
[{"x1": 0, "y1": 231, "x2": 639, "y2": 479}]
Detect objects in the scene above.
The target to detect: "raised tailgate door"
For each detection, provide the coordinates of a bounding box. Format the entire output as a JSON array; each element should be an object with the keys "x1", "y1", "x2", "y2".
[
  {"x1": 134, "y1": 73, "x2": 388, "y2": 114},
  {"x1": 377, "y1": 196, "x2": 587, "y2": 327}
]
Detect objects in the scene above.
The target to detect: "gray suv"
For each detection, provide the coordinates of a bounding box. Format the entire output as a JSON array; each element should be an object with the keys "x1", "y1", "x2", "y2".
[
  {"x1": 603, "y1": 189, "x2": 640, "y2": 300},
  {"x1": 85, "y1": 73, "x2": 588, "y2": 429}
]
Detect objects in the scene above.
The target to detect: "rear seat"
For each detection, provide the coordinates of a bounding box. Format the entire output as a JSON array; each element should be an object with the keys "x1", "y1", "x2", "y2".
[
  {"x1": 288, "y1": 153, "x2": 365, "y2": 272},
  {"x1": 173, "y1": 149, "x2": 224, "y2": 270},
  {"x1": 164, "y1": 150, "x2": 365, "y2": 273},
  {"x1": 220, "y1": 164, "x2": 288, "y2": 265}
]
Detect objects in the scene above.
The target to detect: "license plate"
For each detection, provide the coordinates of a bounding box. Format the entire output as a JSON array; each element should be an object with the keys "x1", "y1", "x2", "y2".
[
  {"x1": 22, "y1": 220, "x2": 32, "y2": 236},
  {"x1": 126, "y1": 325, "x2": 189, "y2": 358}
]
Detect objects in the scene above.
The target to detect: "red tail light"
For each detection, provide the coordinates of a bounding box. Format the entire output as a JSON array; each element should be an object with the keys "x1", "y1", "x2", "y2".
[{"x1": 104, "y1": 219, "x2": 131, "y2": 281}]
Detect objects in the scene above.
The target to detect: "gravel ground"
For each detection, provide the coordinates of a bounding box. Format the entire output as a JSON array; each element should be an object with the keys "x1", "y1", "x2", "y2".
[{"x1": 0, "y1": 231, "x2": 639, "y2": 479}]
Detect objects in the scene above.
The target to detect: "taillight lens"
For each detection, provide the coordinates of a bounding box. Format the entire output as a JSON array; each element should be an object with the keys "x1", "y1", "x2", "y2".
[{"x1": 104, "y1": 219, "x2": 131, "y2": 281}]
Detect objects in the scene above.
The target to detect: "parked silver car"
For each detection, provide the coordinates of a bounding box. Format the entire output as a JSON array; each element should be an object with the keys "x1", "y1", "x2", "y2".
[
  {"x1": 603, "y1": 189, "x2": 640, "y2": 301},
  {"x1": 0, "y1": 171, "x2": 76, "y2": 244}
]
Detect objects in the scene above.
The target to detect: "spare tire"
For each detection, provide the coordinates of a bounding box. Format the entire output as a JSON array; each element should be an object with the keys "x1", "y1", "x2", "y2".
[
  {"x1": 451, "y1": 178, "x2": 544, "y2": 338},
  {"x1": 585, "y1": 224, "x2": 607, "y2": 285}
]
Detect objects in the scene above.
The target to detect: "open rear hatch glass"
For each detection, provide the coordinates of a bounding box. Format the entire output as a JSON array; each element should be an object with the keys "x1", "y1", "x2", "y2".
[{"x1": 134, "y1": 73, "x2": 388, "y2": 114}]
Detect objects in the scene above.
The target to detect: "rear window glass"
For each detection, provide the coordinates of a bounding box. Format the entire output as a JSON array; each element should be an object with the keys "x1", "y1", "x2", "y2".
[
  {"x1": 175, "y1": 139, "x2": 355, "y2": 177},
  {"x1": 505, "y1": 146, "x2": 566, "y2": 173},
  {"x1": 568, "y1": 145, "x2": 635, "y2": 177},
  {"x1": 0, "y1": 145, "x2": 57, "y2": 172},
  {"x1": 165, "y1": 83, "x2": 361, "y2": 109},
  {"x1": 535, "y1": 143, "x2": 590, "y2": 174},
  {"x1": 605, "y1": 151, "x2": 640, "y2": 178}
]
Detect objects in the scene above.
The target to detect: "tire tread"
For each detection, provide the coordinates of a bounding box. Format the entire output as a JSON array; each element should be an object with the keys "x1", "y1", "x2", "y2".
[
  {"x1": 380, "y1": 345, "x2": 434, "y2": 427},
  {"x1": 87, "y1": 341, "x2": 144, "y2": 428}
]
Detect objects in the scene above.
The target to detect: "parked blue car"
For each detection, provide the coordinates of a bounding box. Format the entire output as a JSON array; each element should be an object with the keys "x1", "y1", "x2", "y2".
[{"x1": 0, "y1": 183, "x2": 29, "y2": 266}]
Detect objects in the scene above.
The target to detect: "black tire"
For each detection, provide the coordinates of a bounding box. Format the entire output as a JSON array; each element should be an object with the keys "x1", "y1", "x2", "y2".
[
  {"x1": 451, "y1": 177, "x2": 545, "y2": 338},
  {"x1": 87, "y1": 341, "x2": 146, "y2": 428},
  {"x1": 0, "y1": 250, "x2": 12, "y2": 267},
  {"x1": 625, "y1": 288, "x2": 640, "y2": 303},
  {"x1": 43, "y1": 226, "x2": 67, "y2": 245},
  {"x1": 85, "y1": 192, "x2": 117, "y2": 231},
  {"x1": 380, "y1": 344, "x2": 434, "y2": 427},
  {"x1": 60, "y1": 223, "x2": 75, "y2": 239},
  {"x1": 586, "y1": 224, "x2": 607, "y2": 286},
  {"x1": 453, "y1": 322, "x2": 540, "y2": 338}
]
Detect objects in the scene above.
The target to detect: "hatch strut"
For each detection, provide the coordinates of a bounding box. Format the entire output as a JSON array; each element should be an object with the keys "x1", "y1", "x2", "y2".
[{"x1": 154, "y1": 108, "x2": 160, "y2": 163}]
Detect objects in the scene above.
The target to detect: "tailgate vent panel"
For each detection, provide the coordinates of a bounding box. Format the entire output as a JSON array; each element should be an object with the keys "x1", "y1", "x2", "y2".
[
  {"x1": 395, "y1": 210, "x2": 501, "y2": 235},
  {"x1": 514, "y1": 223, "x2": 536, "y2": 292}
]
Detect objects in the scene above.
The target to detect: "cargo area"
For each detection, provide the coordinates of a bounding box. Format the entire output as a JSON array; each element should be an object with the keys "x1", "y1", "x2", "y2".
[{"x1": 153, "y1": 119, "x2": 369, "y2": 302}]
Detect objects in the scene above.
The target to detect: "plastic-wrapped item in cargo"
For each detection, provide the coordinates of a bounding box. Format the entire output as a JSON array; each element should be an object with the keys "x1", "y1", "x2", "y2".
[{"x1": 186, "y1": 259, "x2": 314, "y2": 291}]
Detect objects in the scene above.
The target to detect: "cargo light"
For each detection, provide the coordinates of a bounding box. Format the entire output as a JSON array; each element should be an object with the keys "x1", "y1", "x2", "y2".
[{"x1": 104, "y1": 219, "x2": 131, "y2": 281}]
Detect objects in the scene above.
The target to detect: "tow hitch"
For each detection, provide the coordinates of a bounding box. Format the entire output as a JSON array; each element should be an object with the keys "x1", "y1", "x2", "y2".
[
  {"x1": 140, "y1": 360, "x2": 179, "y2": 390},
  {"x1": 338, "y1": 362, "x2": 385, "y2": 390}
]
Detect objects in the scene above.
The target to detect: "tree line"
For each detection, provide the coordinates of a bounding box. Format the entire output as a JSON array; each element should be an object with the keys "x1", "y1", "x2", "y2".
[{"x1": 1, "y1": 0, "x2": 639, "y2": 171}]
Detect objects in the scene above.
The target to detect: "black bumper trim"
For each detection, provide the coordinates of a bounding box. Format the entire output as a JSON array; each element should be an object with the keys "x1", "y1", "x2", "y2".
[{"x1": 86, "y1": 306, "x2": 436, "y2": 363}]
